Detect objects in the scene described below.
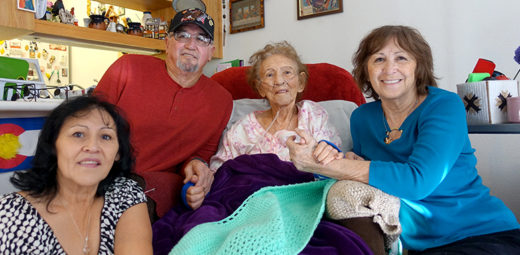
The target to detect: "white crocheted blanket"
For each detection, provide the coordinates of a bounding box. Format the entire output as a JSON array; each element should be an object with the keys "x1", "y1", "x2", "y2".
[{"x1": 326, "y1": 180, "x2": 402, "y2": 249}]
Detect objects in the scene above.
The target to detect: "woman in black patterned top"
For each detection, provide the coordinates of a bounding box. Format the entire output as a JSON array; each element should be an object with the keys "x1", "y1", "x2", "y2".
[{"x1": 0, "y1": 96, "x2": 152, "y2": 254}]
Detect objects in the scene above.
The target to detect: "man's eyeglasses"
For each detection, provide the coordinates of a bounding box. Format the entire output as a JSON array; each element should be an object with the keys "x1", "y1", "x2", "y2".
[
  {"x1": 173, "y1": 31, "x2": 212, "y2": 47},
  {"x1": 259, "y1": 67, "x2": 298, "y2": 86}
]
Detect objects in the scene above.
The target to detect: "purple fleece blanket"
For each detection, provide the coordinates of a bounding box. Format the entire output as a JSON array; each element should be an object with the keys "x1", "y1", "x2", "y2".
[{"x1": 152, "y1": 154, "x2": 372, "y2": 255}]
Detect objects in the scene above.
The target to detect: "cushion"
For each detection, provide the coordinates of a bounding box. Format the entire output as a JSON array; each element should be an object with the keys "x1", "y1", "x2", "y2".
[
  {"x1": 140, "y1": 171, "x2": 184, "y2": 218},
  {"x1": 227, "y1": 99, "x2": 357, "y2": 152},
  {"x1": 210, "y1": 63, "x2": 366, "y2": 106}
]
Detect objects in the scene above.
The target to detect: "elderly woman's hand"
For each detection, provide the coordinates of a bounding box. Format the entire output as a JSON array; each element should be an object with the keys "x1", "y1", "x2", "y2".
[
  {"x1": 287, "y1": 129, "x2": 334, "y2": 172},
  {"x1": 345, "y1": 152, "x2": 364, "y2": 161},
  {"x1": 314, "y1": 141, "x2": 344, "y2": 165}
]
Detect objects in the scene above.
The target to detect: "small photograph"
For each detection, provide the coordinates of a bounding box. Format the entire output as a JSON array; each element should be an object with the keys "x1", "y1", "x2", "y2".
[
  {"x1": 17, "y1": 0, "x2": 36, "y2": 13},
  {"x1": 61, "y1": 68, "x2": 68, "y2": 78},
  {"x1": 297, "y1": 0, "x2": 343, "y2": 20},
  {"x1": 230, "y1": 0, "x2": 264, "y2": 34},
  {"x1": 49, "y1": 44, "x2": 68, "y2": 51},
  {"x1": 9, "y1": 41, "x2": 22, "y2": 49}
]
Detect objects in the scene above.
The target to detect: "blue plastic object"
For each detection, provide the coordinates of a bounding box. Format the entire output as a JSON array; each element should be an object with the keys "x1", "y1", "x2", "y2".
[
  {"x1": 181, "y1": 181, "x2": 210, "y2": 209},
  {"x1": 181, "y1": 181, "x2": 195, "y2": 208}
]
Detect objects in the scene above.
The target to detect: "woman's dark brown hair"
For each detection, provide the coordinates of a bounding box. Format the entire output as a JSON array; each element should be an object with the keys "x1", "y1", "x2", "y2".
[
  {"x1": 352, "y1": 25, "x2": 438, "y2": 100},
  {"x1": 11, "y1": 96, "x2": 134, "y2": 211}
]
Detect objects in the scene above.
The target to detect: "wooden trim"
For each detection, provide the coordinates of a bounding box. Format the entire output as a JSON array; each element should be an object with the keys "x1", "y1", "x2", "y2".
[
  {"x1": 29, "y1": 20, "x2": 165, "y2": 53},
  {"x1": 95, "y1": 0, "x2": 171, "y2": 12},
  {"x1": 0, "y1": 0, "x2": 35, "y2": 39},
  {"x1": 207, "y1": 0, "x2": 223, "y2": 58}
]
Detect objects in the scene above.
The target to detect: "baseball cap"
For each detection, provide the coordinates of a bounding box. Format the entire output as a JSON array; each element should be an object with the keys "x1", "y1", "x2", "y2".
[{"x1": 169, "y1": 8, "x2": 215, "y2": 40}]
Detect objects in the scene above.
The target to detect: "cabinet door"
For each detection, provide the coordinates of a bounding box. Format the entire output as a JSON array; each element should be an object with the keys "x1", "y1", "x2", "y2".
[
  {"x1": 0, "y1": 0, "x2": 36, "y2": 40},
  {"x1": 205, "y1": 0, "x2": 223, "y2": 58}
]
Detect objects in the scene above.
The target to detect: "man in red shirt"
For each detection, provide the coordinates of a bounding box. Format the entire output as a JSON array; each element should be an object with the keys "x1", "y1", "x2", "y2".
[{"x1": 94, "y1": 8, "x2": 232, "y2": 219}]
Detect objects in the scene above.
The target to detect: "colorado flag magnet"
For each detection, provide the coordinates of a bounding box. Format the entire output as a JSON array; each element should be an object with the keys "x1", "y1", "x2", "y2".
[{"x1": 0, "y1": 117, "x2": 45, "y2": 172}]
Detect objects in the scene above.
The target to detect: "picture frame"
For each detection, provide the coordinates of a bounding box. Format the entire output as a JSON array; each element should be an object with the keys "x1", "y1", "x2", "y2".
[
  {"x1": 297, "y1": 0, "x2": 343, "y2": 20},
  {"x1": 17, "y1": 0, "x2": 36, "y2": 13},
  {"x1": 230, "y1": 0, "x2": 264, "y2": 34}
]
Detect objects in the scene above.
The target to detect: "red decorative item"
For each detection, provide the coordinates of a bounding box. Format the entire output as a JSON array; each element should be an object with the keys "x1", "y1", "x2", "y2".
[
  {"x1": 472, "y1": 58, "x2": 495, "y2": 76},
  {"x1": 494, "y1": 74, "x2": 509, "y2": 80}
]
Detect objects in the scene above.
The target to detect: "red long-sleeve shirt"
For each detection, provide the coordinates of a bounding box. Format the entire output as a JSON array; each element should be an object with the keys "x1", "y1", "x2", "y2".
[{"x1": 95, "y1": 54, "x2": 232, "y2": 216}]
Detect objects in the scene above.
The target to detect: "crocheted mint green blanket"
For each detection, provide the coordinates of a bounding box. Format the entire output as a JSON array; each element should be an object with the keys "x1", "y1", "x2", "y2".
[{"x1": 170, "y1": 179, "x2": 335, "y2": 255}]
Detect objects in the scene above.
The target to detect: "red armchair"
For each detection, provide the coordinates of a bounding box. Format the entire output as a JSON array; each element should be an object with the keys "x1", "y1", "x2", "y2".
[{"x1": 209, "y1": 65, "x2": 387, "y2": 254}]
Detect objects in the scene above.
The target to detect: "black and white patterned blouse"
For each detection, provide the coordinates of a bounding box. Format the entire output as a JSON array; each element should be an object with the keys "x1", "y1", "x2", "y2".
[{"x1": 0, "y1": 177, "x2": 146, "y2": 254}]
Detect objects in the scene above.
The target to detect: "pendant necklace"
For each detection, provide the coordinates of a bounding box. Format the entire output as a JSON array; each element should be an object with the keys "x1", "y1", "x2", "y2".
[
  {"x1": 62, "y1": 200, "x2": 93, "y2": 255},
  {"x1": 382, "y1": 97, "x2": 419, "y2": 144},
  {"x1": 383, "y1": 121, "x2": 402, "y2": 144}
]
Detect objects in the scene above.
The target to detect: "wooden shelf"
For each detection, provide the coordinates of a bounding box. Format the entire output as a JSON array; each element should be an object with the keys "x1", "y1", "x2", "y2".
[
  {"x1": 96, "y1": 0, "x2": 172, "y2": 12},
  {"x1": 0, "y1": 0, "x2": 222, "y2": 57},
  {"x1": 23, "y1": 20, "x2": 165, "y2": 54},
  {"x1": 468, "y1": 124, "x2": 520, "y2": 134}
]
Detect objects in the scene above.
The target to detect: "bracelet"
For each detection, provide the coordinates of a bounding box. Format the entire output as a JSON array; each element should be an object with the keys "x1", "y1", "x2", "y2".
[{"x1": 318, "y1": 140, "x2": 342, "y2": 152}]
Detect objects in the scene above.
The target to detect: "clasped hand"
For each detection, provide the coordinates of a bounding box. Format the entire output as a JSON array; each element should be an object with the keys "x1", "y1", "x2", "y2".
[
  {"x1": 183, "y1": 159, "x2": 214, "y2": 210},
  {"x1": 286, "y1": 129, "x2": 343, "y2": 174}
]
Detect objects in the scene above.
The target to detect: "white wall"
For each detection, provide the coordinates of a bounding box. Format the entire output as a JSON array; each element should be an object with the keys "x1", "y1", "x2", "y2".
[
  {"x1": 206, "y1": 0, "x2": 520, "y2": 94},
  {"x1": 69, "y1": 47, "x2": 120, "y2": 87},
  {"x1": 69, "y1": 0, "x2": 520, "y2": 92}
]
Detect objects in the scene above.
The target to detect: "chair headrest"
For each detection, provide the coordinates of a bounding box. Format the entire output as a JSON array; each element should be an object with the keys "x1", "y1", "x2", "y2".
[{"x1": 210, "y1": 63, "x2": 365, "y2": 106}]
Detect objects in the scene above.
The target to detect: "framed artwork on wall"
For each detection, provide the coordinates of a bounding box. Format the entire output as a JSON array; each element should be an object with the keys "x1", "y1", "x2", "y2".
[
  {"x1": 17, "y1": 0, "x2": 36, "y2": 13},
  {"x1": 297, "y1": 0, "x2": 343, "y2": 20},
  {"x1": 230, "y1": 0, "x2": 264, "y2": 34}
]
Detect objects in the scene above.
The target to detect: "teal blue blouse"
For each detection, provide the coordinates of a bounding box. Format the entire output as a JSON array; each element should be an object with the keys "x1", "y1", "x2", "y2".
[{"x1": 350, "y1": 86, "x2": 519, "y2": 251}]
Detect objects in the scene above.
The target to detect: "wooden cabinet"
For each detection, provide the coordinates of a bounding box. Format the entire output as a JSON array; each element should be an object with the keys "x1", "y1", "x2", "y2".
[
  {"x1": 0, "y1": 0, "x2": 222, "y2": 58},
  {"x1": 0, "y1": 0, "x2": 35, "y2": 39}
]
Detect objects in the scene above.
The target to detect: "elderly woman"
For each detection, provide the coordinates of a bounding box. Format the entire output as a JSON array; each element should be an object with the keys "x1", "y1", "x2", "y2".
[
  {"x1": 0, "y1": 96, "x2": 152, "y2": 254},
  {"x1": 288, "y1": 25, "x2": 520, "y2": 254},
  {"x1": 208, "y1": 40, "x2": 342, "y2": 174},
  {"x1": 153, "y1": 42, "x2": 379, "y2": 255}
]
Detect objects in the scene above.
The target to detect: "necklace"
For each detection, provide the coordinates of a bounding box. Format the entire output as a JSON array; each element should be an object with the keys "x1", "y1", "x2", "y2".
[
  {"x1": 61, "y1": 200, "x2": 93, "y2": 255},
  {"x1": 383, "y1": 123, "x2": 402, "y2": 144},
  {"x1": 382, "y1": 97, "x2": 420, "y2": 144}
]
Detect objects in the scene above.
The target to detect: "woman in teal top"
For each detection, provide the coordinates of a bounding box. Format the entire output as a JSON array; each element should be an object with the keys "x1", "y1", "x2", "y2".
[{"x1": 287, "y1": 25, "x2": 520, "y2": 253}]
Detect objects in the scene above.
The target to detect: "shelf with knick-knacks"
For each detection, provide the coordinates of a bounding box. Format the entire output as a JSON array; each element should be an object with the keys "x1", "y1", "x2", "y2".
[{"x1": 0, "y1": 0, "x2": 222, "y2": 57}]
